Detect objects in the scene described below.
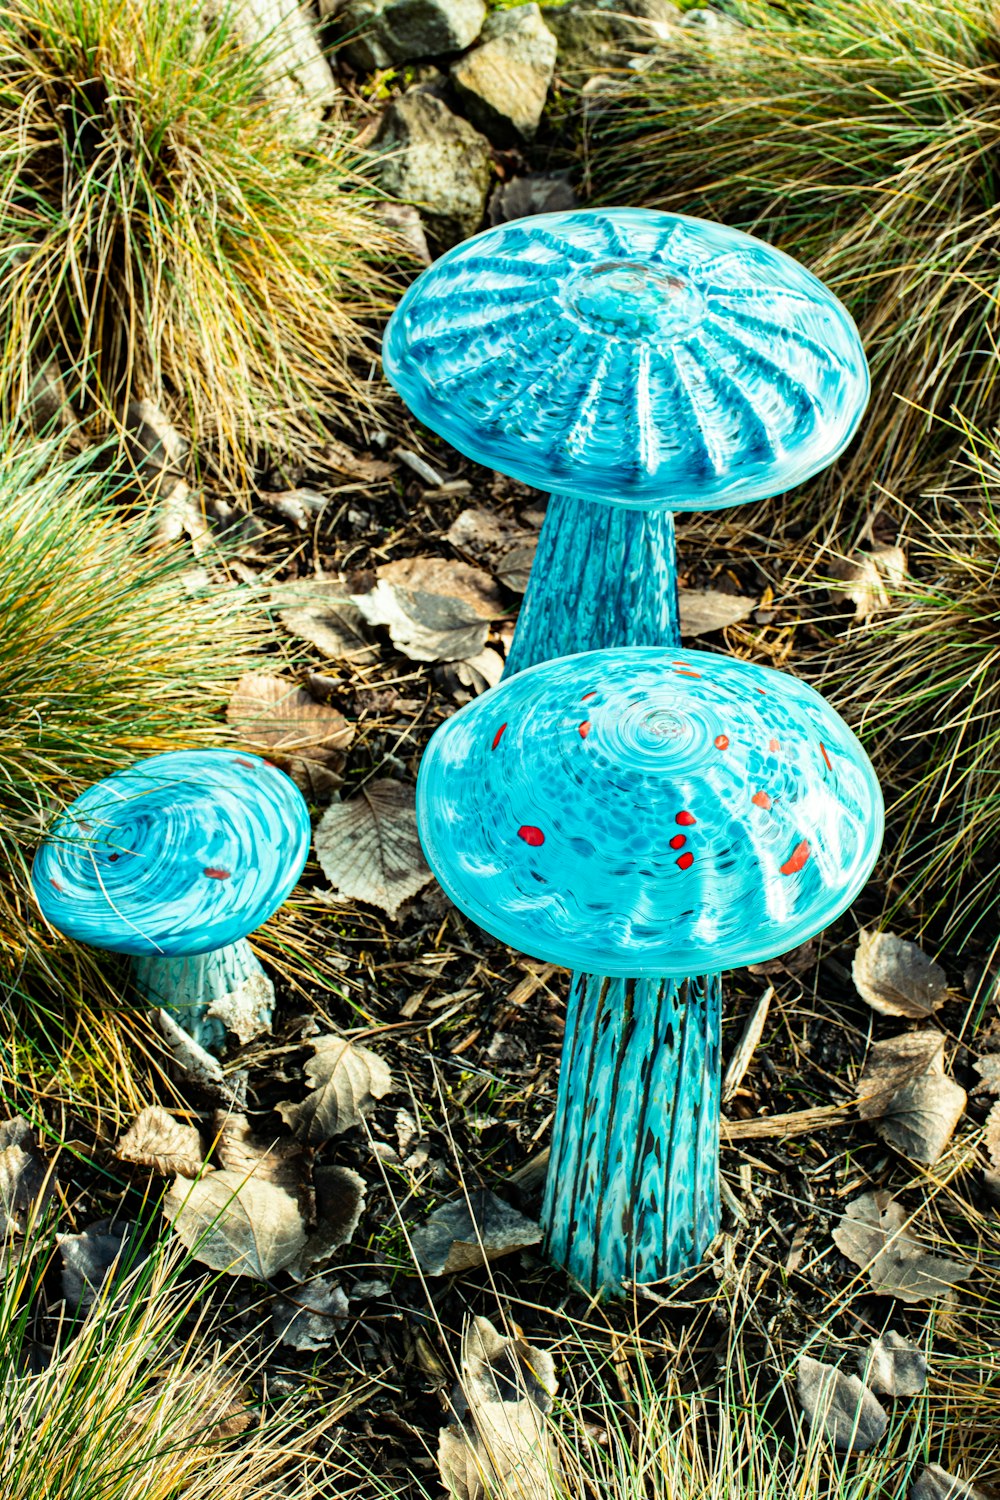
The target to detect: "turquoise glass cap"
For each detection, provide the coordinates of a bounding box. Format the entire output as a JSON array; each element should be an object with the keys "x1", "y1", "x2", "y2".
[
  {"x1": 31, "y1": 749, "x2": 311, "y2": 957},
  {"x1": 416, "y1": 647, "x2": 883, "y2": 977},
  {"x1": 383, "y1": 208, "x2": 869, "y2": 510}
]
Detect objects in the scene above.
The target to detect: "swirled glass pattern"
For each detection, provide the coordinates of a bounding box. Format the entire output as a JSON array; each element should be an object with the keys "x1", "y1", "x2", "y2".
[
  {"x1": 383, "y1": 208, "x2": 869, "y2": 509},
  {"x1": 32, "y1": 749, "x2": 311, "y2": 957},
  {"x1": 417, "y1": 647, "x2": 883, "y2": 977}
]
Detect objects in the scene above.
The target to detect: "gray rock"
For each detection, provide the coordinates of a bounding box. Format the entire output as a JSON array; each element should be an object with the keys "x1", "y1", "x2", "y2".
[
  {"x1": 488, "y1": 171, "x2": 577, "y2": 224},
  {"x1": 201, "y1": 0, "x2": 337, "y2": 143},
  {"x1": 330, "y1": 0, "x2": 486, "y2": 70},
  {"x1": 372, "y1": 91, "x2": 492, "y2": 249},
  {"x1": 541, "y1": 0, "x2": 680, "y2": 77},
  {"x1": 451, "y1": 3, "x2": 557, "y2": 146}
]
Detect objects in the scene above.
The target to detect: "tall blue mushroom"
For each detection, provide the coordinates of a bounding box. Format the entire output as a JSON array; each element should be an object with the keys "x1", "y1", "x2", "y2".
[
  {"x1": 31, "y1": 749, "x2": 311, "y2": 1052},
  {"x1": 385, "y1": 207, "x2": 871, "y2": 1291},
  {"x1": 417, "y1": 647, "x2": 883, "y2": 1292}
]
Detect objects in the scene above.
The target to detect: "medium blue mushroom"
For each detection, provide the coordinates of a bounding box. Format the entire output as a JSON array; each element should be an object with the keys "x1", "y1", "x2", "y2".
[
  {"x1": 416, "y1": 646, "x2": 883, "y2": 1292},
  {"x1": 32, "y1": 749, "x2": 311, "y2": 1052}
]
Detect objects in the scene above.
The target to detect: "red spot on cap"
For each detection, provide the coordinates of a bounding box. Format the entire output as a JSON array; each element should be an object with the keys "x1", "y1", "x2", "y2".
[
  {"x1": 203, "y1": 867, "x2": 232, "y2": 880},
  {"x1": 50, "y1": 877, "x2": 64, "y2": 892},
  {"x1": 108, "y1": 852, "x2": 120, "y2": 862},
  {"x1": 578, "y1": 720, "x2": 591, "y2": 739},
  {"x1": 780, "y1": 841, "x2": 811, "y2": 876},
  {"x1": 676, "y1": 851, "x2": 694, "y2": 871},
  {"x1": 581, "y1": 691, "x2": 597, "y2": 701},
  {"x1": 675, "y1": 669, "x2": 702, "y2": 679},
  {"x1": 820, "y1": 742, "x2": 832, "y2": 771},
  {"x1": 233, "y1": 757, "x2": 256, "y2": 768},
  {"x1": 714, "y1": 734, "x2": 729, "y2": 750},
  {"x1": 518, "y1": 826, "x2": 545, "y2": 847},
  {"x1": 492, "y1": 723, "x2": 507, "y2": 750},
  {"x1": 676, "y1": 811, "x2": 696, "y2": 826},
  {"x1": 769, "y1": 738, "x2": 781, "y2": 753},
  {"x1": 752, "y1": 791, "x2": 772, "y2": 810},
  {"x1": 670, "y1": 834, "x2": 686, "y2": 849},
  {"x1": 755, "y1": 686, "x2": 767, "y2": 695}
]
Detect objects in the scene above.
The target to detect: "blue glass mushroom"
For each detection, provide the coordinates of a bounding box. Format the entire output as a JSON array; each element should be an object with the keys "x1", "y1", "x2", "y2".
[
  {"x1": 386, "y1": 207, "x2": 873, "y2": 1293},
  {"x1": 417, "y1": 647, "x2": 884, "y2": 1291},
  {"x1": 31, "y1": 749, "x2": 311, "y2": 1052}
]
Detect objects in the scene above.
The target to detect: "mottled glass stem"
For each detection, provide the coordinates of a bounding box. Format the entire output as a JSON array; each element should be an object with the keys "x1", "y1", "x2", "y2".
[
  {"x1": 132, "y1": 938, "x2": 273, "y2": 1054},
  {"x1": 503, "y1": 491, "x2": 681, "y2": 675},
  {"x1": 503, "y1": 489, "x2": 722, "y2": 1293}
]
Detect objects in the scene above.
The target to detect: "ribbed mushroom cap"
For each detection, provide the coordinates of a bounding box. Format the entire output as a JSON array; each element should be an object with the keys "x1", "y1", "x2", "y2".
[
  {"x1": 416, "y1": 648, "x2": 882, "y2": 977},
  {"x1": 384, "y1": 208, "x2": 869, "y2": 510},
  {"x1": 31, "y1": 749, "x2": 311, "y2": 957}
]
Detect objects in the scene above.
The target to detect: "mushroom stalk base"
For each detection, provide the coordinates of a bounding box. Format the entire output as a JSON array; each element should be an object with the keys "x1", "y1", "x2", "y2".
[
  {"x1": 131, "y1": 938, "x2": 274, "y2": 1054},
  {"x1": 503, "y1": 491, "x2": 681, "y2": 676},
  {"x1": 543, "y1": 971, "x2": 722, "y2": 1294}
]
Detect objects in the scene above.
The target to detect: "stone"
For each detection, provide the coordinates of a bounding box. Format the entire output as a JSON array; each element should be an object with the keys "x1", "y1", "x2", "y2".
[
  {"x1": 451, "y1": 4, "x2": 557, "y2": 146},
  {"x1": 329, "y1": 0, "x2": 487, "y2": 70},
  {"x1": 202, "y1": 0, "x2": 337, "y2": 143},
  {"x1": 372, "y1": 92, "x2": 492, "y2": 249},
  {"x1": 541, "y1": 0, "x2": 680, "y2": 77},
  {"x1": 488, "y1": 171, "x2": 577, "y2": 224}
]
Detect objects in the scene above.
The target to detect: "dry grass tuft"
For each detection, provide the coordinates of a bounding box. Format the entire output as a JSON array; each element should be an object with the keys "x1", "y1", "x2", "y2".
[
  {"x1": 582, "y1": 0, "x2": 1000, "y2": 533},
  {"x1": 0, "y1": 0, "x2": 408, "y2": 482}
]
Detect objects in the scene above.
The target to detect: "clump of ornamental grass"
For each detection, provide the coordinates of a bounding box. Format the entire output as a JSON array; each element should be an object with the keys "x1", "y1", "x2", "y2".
[
  {"x1": 0, "y1": 432, "x2": 267, "y2": 1122},
  {"x1": 0, "y1": 0, "x2": 407, "y2": 485},
  {"x1": 814, "y1": 423, "x2": 1000, "y2": 943},
  {"x1": 0, "y1": 1221, "x2": 347, "y2": 1499},
  {"x1": 582, "y1": 0, "x2": 1000, "y2": 533}
]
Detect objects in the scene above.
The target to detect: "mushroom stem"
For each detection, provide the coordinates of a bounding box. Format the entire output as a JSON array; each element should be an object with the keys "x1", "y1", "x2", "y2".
[
  {"x1": 504, "y1": 493, "x2": 681, "y2": 678},
  {"x1": 504, "y1": 495, "x2": 723, "y2": 1294},
  {"x1": 542, "y1": 971, "x2": 722, "y2": 1293},
  {"x1": 131, "y1": 938, "x2": 274, "y2": 1054}
]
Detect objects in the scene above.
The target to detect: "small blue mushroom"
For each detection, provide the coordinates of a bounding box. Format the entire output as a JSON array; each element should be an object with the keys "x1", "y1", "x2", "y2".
[{"x1": 32, "y1": 749, "x2": 311, "y2": 1052}]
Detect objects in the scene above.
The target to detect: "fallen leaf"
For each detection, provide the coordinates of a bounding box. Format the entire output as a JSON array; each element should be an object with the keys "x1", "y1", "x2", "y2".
[
  {"x1": 829, "y1": 544, "x2": 907, "y2": 620},
  {"x1": 856, "y1": 1031, "x2": 966, "y2": 1164},
  {"x1": 271, "y1": 579, "x2": 379, "y2": 663},
  {"x1": 163, "y1": 1170, "x2": 307, "y2": 1278},
  {"x1": 271, "y1": 1277, "x2": 349, "y2": 1349},
  {"x1": 115, "y1": 1108, "x2": 205, "y2": 1179},
  {"x1": 441, "y1": 646, "x2": 505, "y2": 700},
  {"x1": 852, "y1": 929, "x2": 949, "y2": 1018},
  {"x1": 679, "y1": 588, "x2": 757, "y2": 637},
  {"x1": 226, "y1": 671, "x2": 354, "y2": 795},
  {"x1": 439, "y1": 1315, "x2": 560, "y2": 1500},
  {"x1": 320, "y1": 437, "x2": 395, "y2": 483},
  {"x1": 263, "y1": 487, "x2": 327, "y2": 530},
  {"x1": 910, "y1": 1465, "x2": 986, "y2": 1500},
  {"x1": 314, "y1": 779, "x2": 433, "y2": 918},
  {"x1": 58, "y1": 1220, "x2": 142, "y2": 1309},
  {"x1": 858, "y1": 1331, "x2": 927, "y2": 1396},
  {"x1": 213, "y1": 1111, "x2": 307, "y2": 1190},
  {"x1": 287, "y1": 1164, "x2": 366, "y2": 1279},
  {"x1": 985, "y1": 1100, "x2": 1000, "y2": 1169},
  {"x1": 0, "y1": 1118, "x2": 53, "y2": 1235},
  {"x1": 496, "y1": 542, "x2": 537, "y2": 594},
  {"x1": 413, "y1": 1190, "x2": 542, "y2": 1276},
  {"x1": 972, "y1": 1053, "x2": 1000, "y2": 1094},
  {"x1": 832, "y1": 1192, "x2": 971, "y2": 1304},
  {"x1": 796, "y1": 1355, "x2": 888, "y2": 1451},
  {"x1": 353, "y1": 557, "x2": 502, "y2": 663},
  {"x1": 277, "y1": 1033, "x2": 393, "y2": 1144}
]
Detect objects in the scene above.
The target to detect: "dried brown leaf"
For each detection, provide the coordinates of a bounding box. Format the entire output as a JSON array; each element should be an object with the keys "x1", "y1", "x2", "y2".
[
  {"x1": 439, "y1": 1316, "x2": 560, "y2": 1500},
  {"x1": 0, "y1": 1118, "x2": 53, "y2": 1235},
  {"x1": 796, "y1": 1356, "x2": 888, "y2": 1451},
  {"x1": 858, "y1": 1331, "x2": 927, "y2": 1397},
  {"x1": 910, "y1": 1465, "x2": 986, "y2": 1500},
  {"x1": 59, "y1": 1220, "x2": 140, "y2": 1309},
  {"x1": 443, "y1": 646, "x2": 505, "y2": 700},
  {"x1": 829, "y1": 544, "x2": 906, "y2": 619},
  {"x1": 832, "y1": 1192, "x2": 971, "y2": 1304},
  {"x1": 287, "y1": 1164, "x2": 366, "y2": 1278},
  {"x1": 213, "y1": 1111, "x2": 307, "y2": 1190},
  {"x1": 277, "y1": 1033, "x2": 393, "y2": 1144},
  {"x1": 985, "y1": 1099, "x2": 1000, "y2": 1169},
  {"x1": 226, "y1": 675, "x2": 355, "y2": 780},
  {"x1": 271, "y1": 1277, "x2": 349, "y2": 1349},
  {"x1": 163, "y1": 1170, "x2": 308, "y2": 1278},
  {"x1": 115, "y1": 1107, "x2": 205, "y2": 1179},
  {"x1": 852, "y1": 929, "x2": 948, "y2": 1018},
  {"x1": 314, "y1": 779, "x2": 433, "y2": 917},
  {"x1": 679, "y1": 588, "x2": 757, "y2": 638},
  {"x1": 273, "y1": 579, "x2": 379, "y2": 662},
  {"x1": 353, "y1": 556, "x2": 503, "y2": 663},
  {"x1": 856, "y1": 1031, "x2": 966, "y2": 1164},
  {"x1": 972, "y1": 1053, "x2": 1000, "y2": 1095},
  {"x1": 413, "y1": 1190, "x2": 541, "y2": 1276}
]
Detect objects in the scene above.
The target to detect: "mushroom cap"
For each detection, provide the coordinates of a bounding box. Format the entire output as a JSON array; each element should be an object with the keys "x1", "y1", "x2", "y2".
[
  {"x1": 416, "y1": 648, "x2": 882, "y2": 977},
  {"x1": 31, "y1": 749, "x2": 311, "y2": 957},
  {"x1": 383, "y1": 208, "x2": 869, "y2": 510}
]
